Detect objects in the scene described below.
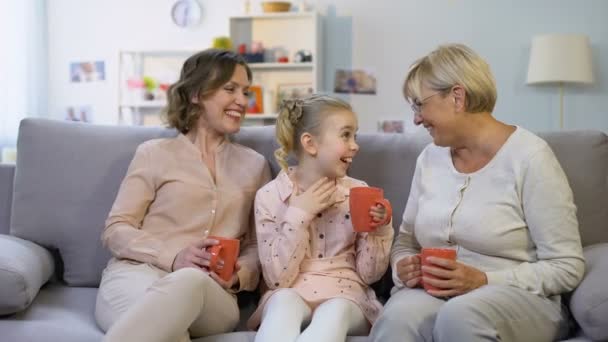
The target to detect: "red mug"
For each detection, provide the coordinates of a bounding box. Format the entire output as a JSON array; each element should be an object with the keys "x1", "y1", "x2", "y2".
[
  {"x1": 349, "y1": 187, "x2": 392, "y2": 232},
  {"x1": 206, "y1": 236, "x2": 240, "y2": 282},
  {"x1": 419, "y1": 248, "x2": 457, "y2": 292}
]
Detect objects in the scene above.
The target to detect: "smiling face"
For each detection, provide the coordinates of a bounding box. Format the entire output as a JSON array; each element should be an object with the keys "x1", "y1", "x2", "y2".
[
  {"x1": 412, "y1": 86, "x2": 459, "y2": 147},
  {"x1": 196, "y1": 64, "x2": 250, "y2": 135},
  {"x1": 312, "y1": 109, "x2": 360, "y2": 178}
]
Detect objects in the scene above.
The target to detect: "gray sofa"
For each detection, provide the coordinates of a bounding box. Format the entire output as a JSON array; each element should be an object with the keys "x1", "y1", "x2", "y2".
[{"x1": 1, "y1": 118, "x2": 607, "y2": 342}]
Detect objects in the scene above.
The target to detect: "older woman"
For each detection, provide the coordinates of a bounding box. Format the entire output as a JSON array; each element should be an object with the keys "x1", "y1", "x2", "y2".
[
  {"x1": 370, "y1": 44, "x2": 584, "y2": 342},
  {"x1": 95, "y1": 49, "x2": 270, "y2": 342}
]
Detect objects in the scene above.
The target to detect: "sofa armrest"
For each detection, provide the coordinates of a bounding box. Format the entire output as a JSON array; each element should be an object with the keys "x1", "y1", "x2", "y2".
[
  {"x1": 0, "y1": 164, "x2": 15, "y2": 235},
  {"x1": 569, "y1": 243, "x2": 608, "y2": 341},
  {"x1": 0, "y1": 234, "x2": 54, "y2": 315}
]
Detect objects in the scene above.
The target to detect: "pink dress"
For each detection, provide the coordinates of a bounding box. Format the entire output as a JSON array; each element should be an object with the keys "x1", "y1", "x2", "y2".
[{"x1": 247, "y1": 168, "x2": 394, "y2": 329}]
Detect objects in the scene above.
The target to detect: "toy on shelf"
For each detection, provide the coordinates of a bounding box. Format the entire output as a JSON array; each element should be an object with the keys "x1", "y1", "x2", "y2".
[{"x1": 238, "y1": 42, "x2": 264, "y2": 63}]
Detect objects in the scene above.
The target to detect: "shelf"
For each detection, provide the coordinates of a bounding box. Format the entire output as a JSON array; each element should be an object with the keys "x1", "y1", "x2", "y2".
[
  {"x1": 120, "y1": 100, "x2": 166, "y2": 108},
  {"x1": 230, "y1": 12, "x2": 315, "y2": 20},
  {"x1": 245, "y1": 114, "x2": 277, "y2": 120},
  {"x1": 249, "y1": 62, "x2": 313, "y2": 70},
  {"x1": 119, "y1": 101, "x2": 276, "y2": 121}
]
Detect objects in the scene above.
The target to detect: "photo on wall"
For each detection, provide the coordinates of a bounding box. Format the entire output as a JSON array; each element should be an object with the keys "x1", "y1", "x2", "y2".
[
  {"x1": 276, "y1": 83, "x2": 314, "y2": 108},
  {"x1": 65, "y1": 105, "x2": 93, "y2": 123},
  {"x1": 378, "y1": 119, "x2": 404, "y2": 133},
  {"x1": 334, "y1": 68, "x2": 377, "y2": 95},
  {"x1": 70, "y1": 61, "x2": 105, "y2": 82}
]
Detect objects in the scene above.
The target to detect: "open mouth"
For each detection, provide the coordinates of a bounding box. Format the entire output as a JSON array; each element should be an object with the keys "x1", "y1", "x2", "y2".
[
  {"x1": 225, "y1": 110, "x2": 242, "y2": 120},
  {"x1": 340, "y1": 157, "x2": 353, "y2": 164}
]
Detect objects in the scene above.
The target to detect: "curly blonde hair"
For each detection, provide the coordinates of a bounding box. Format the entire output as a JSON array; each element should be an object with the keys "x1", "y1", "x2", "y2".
[
  {"x1": 274, "y1": 94, "x2": 352, "y2": 170},
  {"x1": 162, "y1": 49, "x2": 251, "y2": 134}
]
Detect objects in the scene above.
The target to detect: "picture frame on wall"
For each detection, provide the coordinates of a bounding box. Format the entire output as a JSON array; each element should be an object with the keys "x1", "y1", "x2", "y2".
[
  {"x1": 247, "y1": 85, "x2": 264, "y2": 113},
  {"x1": 378, "y1": 119, "x2": 404, "y2": 133},
  {"x1": 276, "y1": 83, "x2": 314, "y2": 108}
]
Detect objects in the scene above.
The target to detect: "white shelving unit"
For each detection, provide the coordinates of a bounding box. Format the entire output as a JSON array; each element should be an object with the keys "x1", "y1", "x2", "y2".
[
  {"x1": 117, "y1": 12, "x2": 321, "y2": 127},
  {"x1": 118, "y1": 50, "x2": 195, "y2": 126},
  {"x1": 229, "y1": 12, "x2": 322, "y2": 119},
  {"x1": 118, "y1": 50, "x2": 281, "y2": 126}
]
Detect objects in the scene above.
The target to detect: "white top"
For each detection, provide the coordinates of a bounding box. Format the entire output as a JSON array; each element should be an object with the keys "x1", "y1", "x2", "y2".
[{"x1": 392, "y1": 127, "x2": 585, "y2": 299}]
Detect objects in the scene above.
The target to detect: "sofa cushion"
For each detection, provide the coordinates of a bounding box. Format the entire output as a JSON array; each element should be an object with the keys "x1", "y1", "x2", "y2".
[
  {"x1": 0, "y1": 284, "x2": 102, "y2": 341},
  {"x1": 0, "y1": 235, "x2": 54, "y2": 314},
  {"x1": 11, "y1": 119, "x2": 176, "y2": 286},
  {"x1": 538, "y1": 131, "x2": 608, "y2": 247},
  {"x1": 569, "y1": 243, "x2": 608, "y2": 341}
]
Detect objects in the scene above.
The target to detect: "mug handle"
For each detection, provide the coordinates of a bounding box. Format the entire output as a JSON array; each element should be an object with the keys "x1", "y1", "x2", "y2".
[
  {"x1": 208, "y1": 245, "x2": 223, "y2": 271},
  {"x1": 371, "y1": 198, "x2": 393, "y2": 227}
]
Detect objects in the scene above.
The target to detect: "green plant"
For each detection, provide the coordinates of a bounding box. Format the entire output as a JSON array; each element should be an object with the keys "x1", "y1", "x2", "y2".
[{"x1": 142, "y1": 76, "x2": 157, "y2": 92}]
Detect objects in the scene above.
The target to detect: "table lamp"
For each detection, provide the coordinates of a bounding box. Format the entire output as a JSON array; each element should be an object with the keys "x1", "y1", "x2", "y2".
[{"x1": 526, "y1": 34, "x2": 594, "y2": 129}]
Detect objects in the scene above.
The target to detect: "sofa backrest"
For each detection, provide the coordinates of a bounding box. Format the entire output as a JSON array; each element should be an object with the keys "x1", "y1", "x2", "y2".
[
  {"x1": 11, "y1": 119, "x2": 176, "y2": 286},
  {"x1": 537, "y1": 131, "x2": 608, "y2": 247},
  {"x1": 9, "y1": 119, "x2": 608, "y2": 288}
]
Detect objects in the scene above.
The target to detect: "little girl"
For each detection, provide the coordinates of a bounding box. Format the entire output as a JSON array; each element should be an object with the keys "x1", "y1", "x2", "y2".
[{"x1": 248, "y1": 95, "x2": 394, "y2": 341}]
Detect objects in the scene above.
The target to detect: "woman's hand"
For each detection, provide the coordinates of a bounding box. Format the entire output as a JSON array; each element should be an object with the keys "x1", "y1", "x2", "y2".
[
  {"x1": 290, "y1": 177, "x2": 337, "y2": 215},
  {"x1": 172, "y1": 238, "x2": 222, "y2": 272},
  {"x1": 369, "y1": 204, "x2": 388, "y2": 226},
  {"x1": 209, "y1": 262, "x2": 241, "y2": 290},
  {"x1": 395, "y1": 255, "x2": 422, "y2": 288},
  {"x1": 422, "y1": 257, "x2": 488, "y2": 297}
]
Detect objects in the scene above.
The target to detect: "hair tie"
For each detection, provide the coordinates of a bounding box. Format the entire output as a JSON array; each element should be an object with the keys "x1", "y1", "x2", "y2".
[{"x1": 283, "y1": 98, "x2": 304, "y2": 125}]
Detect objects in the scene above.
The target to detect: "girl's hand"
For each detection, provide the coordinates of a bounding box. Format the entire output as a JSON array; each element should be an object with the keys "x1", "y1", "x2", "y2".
[
  {"x1": 369, "y1": 204, "x2": 388, "y2": 225},
  {"x1": 290, "y1": 177, "x2": 337, "y2": 215},
  {"x1": 395, "y1": 255, "x2": 422, "y2": 288},
  {"x1": 422, "y1": 257, "x2": 488, "y2": 297},
  {"x1": 172, "y1": 238, "x2": 223, "y2": 272},
  {"x1": 209, "y1": 262, "x2": 241, "y2": 290}
]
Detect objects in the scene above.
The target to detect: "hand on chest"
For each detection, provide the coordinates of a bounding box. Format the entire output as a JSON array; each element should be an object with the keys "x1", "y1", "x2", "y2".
[{"x1": 305, "y1": 201, "x2": 357, "y2": 257}]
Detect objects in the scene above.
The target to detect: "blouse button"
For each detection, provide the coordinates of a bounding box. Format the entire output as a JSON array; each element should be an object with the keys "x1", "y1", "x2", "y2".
[
  {"x1": 317, "y1": 213, "x2": 322, "y2": 218},
  {"x1": 274, "y1": 282, "x2": 279, "y2": 287},
  {"x1": 319, "y1": 234, "x2": 324, "y2": 239},
  {"x1": 318, "y1": 254, "x2": 323, "y2": 258}
]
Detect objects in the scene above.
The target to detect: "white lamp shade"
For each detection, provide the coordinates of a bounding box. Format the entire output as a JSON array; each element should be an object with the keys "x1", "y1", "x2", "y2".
[{"x1": 527, "y1": 34, "x2": 594, "y2": 84}]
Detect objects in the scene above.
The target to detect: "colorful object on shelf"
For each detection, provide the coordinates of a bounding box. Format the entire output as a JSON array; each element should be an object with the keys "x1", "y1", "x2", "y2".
[
  {"x1": 247, "y1": 85, "x2": 264, "y2": 114},
  {"x1": 277, "y1": 56, "x2": 289, "y2": 63},
  {"x1": 126, "y1": 78, "x2": 145, "y2": 89},
  {"x1": 251, "y1": 41, "x2": 264, "y2": 54},
  {"x1": 142, "y1": 76, "x2": 157, "y2": 92},
  {"x1": 142, "y1": 76, "x2": 158, "y2": 100},
  {"x1": 212, "y1": 36, "x2": 233, "y2": 50},
  {"x1": 262, "y1": 1, "x2": 292, "y2": 13},
  {"x1": 238, "y1": 42, "x2": 265, "y2": 63},
  {"x1": 294, "y1": 50, "x2": 312, "y2": 63}
]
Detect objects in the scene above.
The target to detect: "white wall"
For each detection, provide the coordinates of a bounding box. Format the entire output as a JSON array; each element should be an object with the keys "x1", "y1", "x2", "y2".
[
  {"x1": 47, "y1": 0, "x2": 608, "y2": 132},
  {"x1": 47, "y1": 0, "x2": 241, "y2": 125}
]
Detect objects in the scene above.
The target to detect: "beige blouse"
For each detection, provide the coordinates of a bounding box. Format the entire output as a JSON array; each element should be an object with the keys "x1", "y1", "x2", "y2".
[
  {"x1": 102, "y1": 133, "x2": 271, "y2": 292},
  {"x1": 247, "y1": 168, "x2": 394, "y2": 328}
]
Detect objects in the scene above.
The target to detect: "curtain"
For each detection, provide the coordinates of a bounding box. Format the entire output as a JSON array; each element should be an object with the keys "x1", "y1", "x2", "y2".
[{"x1": 0, "y1": 0, "x2": 47, "y2": 153}]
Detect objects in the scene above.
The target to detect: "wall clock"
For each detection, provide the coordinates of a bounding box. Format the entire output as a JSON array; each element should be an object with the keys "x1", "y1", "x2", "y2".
[{"x1": 171, "y1": 0, "x2": 202, "y2": 28}]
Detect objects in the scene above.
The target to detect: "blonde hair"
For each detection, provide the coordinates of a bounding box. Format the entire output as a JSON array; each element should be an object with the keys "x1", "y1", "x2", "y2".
[
  {"x1": 403, "y1": 44, "x2": 497, "y2": 113},
  {"x1": 162, "y1": 49, "x2": 251, "y2": 134},
  {"x1": 274, "y1": 94, "x2": 352, "y2": 170}
]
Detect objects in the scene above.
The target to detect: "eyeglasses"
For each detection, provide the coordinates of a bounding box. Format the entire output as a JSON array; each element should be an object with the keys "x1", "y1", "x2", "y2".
[{"x1": 411, "y1": 92, "x2": 441, "y2": 114}]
